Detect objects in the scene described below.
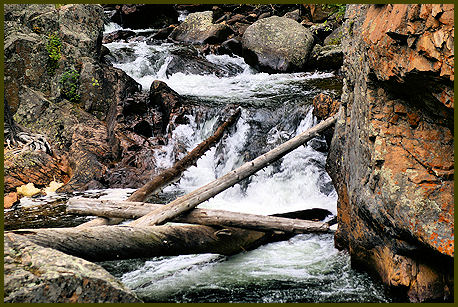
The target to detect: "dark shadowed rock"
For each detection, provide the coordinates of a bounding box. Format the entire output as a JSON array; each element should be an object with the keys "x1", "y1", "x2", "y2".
[
  {"x1": 242, "y1": 16, "x2": 315, "y2": 72},
  {"x1": 115, "y1": 4, "x2": 178, "y2": 29},
  {"x1": 102, "y1": 30, "x2": 136, "y2": 44},
  {"x1": 308, "y1": 44, "x2": 343, "y2": 71},
  {"x1": 220, "y1": 38, "x2": 243, "y2": 56},
  {"x1": 169, "y1": 11, "x2": 232, "y2": 44},
  {"x1": 152, "y1": 25, "x2": 175, "y2": 40},
  {"x1": 4, "y1": 233, "x2": 142, "y2": 303}
]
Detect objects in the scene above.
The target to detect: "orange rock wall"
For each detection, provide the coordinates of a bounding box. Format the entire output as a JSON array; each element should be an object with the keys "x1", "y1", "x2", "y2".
[{"x1": 327, "y1": 4, "x2": 454, "y2": 302}]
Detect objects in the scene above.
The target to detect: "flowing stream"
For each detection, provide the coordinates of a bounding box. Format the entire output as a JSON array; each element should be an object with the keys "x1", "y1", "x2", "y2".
[{"x1": 6, "y1": 22, "x2": 391, "y2": 303}]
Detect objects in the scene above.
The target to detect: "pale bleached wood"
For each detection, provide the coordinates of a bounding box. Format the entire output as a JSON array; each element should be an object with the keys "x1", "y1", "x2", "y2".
[
  {"x1": 128, "y1": 113, "x2": 339, "y2": 227},
  {"x1": 67, "y1": 198, "x2": 330, "y2": 233},
  {"x1": 8, "y1": 225, "x2": 268, "y2": 262}
]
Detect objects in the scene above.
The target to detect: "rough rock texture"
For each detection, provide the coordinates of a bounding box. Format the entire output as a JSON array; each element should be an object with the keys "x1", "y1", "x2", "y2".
[
  {"x1": 327, "y1": 4, "x2": 454, "y2": 302},
  {"x1": 4, "y1": 233, "x2": 142, "y2": 303},
  {"x1": 242, "y1": 16, "x2": 315, "y2": 72},
  {"x1": 169, "y1": 11, "x2": 232, "y2": 44},
  {"x1": 4, "y1": 150, "x2": 70, "y2": 194},
  {"x1": 4, "y1": 4, "x2": 143, "y2": 192}
]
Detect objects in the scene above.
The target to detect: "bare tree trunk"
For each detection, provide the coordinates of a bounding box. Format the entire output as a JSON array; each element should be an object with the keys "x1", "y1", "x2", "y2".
[
  {"x1": 8, "y1": 224, "x2": 271, "y2": 262},
  {"x1": 76, "y1": 108, "x2": 241, "y2": 228},
  {"x1": 67, "y1": 198, "x2": 330, "y2": 233},
  {"x1": 129, "y1": 113, "x2": 339, "y2": 227}
]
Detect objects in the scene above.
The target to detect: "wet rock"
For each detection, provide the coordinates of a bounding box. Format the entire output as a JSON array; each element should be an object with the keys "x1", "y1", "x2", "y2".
[
  {"x1": 102, "y1": 30, "x2": 136, "y2": 44},
  {"x1": 242, "y1": 16, "x2": 315, "y2": 73},
  {"x1": 166, "y1": 46, "x2": 243, "y2": 77},
  {"x1": 169, "y1": 11, "x2": 232, "y2": 44},
  {"x1": 327, "y1": 4, "x2": 454, "y2": 302},
  {"x1": 149, "y1": 80, "x2": 184, "y2": 132},
  {"x1": 4, "y1": 233, "x2": 142, "y2": 303},
  {"x1": 220, "y1": 38, "x2": 243, "y2": 57},
  {"x1": 114, "y1": 4, "x2": 178, "y2": 29},
  {"x1": 152, "y1": 25, "x2": 175, "y2": 40}
]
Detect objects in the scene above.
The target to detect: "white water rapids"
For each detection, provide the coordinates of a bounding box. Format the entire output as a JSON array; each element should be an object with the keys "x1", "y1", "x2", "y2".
[{"x1": 10, "y1": 22, "x2": 390, "y2": 303}]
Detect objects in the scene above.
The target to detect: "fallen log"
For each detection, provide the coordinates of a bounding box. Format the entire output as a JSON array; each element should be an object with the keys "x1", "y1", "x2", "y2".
[
  {"x1": 67, "y1": 198, "x2": 330, "y2": 233},
  {"x1": 129, "y1": 113, "x2": 339, "y2": 227},
  {"x1": 76, "y1": 108, "x2": 241, "y2": 228},
  {"x1": 7, "y1": 224, "x2": 272, "y2": 262}
]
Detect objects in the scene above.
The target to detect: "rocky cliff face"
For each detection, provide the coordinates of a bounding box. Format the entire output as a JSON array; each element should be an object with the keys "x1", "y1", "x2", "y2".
[{"x1": 327, "y1": 4, "x2": 453, "y2": 302}]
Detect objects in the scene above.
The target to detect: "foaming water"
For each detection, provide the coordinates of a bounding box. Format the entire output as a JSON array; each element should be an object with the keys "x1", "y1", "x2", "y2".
[
  {"x1": 104, "y1": 40, "x2": 334, "y2": 106},
  {"x1": 118, "y1": 234, "x2": 388, "y2": 303}
]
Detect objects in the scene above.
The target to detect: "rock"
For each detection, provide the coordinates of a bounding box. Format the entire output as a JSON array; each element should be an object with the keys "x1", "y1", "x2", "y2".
[
  {"x1": 302, "y1": 4, "x2": 335, "y2": 22},
  {"x1": 4, "y1": 149, "x2": 70, "y2": 194},
  {"x1": 312, "y1": 93, "x2": 340, "y2": 119},
  {"x1": 115, "y1": 4, "x2": 178, "y2": 29},
  {"x1": 229, "y1": 21, "x2": 251, "y2": 37},
  {"x1": 220, "y1": 38, "x2": 243, "y2": 56},
  {"x1": 327, "y1": 4, "x2": 454, "y2": 302},
  {"x1": 169, "y1": 11, "x2": 232, "y2": 44},
  {"x1": 308, "y1": 44, "x2": 343, "y2": 71},
  {"x1": 4, "y1": 233, "x2": 142, "y2": 303},
  {"x1": 165, "y1": 46, "x2": 244, "y2": 77},
  {"x1": 4, "y1": 192, "x2": 18, "y2": 209},
  {"x1": 149, "y1": 80, "x2": 184, "y2": 133},
  {"x1": 323, "y1": 25, "x2": 344, "y2": 46},
  {"x1": 4, "y1": 4, "x2": 145, "y2": 193},
  {"x1": 282, "y1": 9, "x2": 302, "y2": 22},
  {"x1": 152, "y1": 25, "x2": 175, "y2": 40},
  {"x1": 242, "y1": 16, "x2": 315, "y2": 72},
  {"x1": 312, "y1": 93, "x2": 340, "y2": 146},
  {"x1": 102, "y1": 30, "x2": 136, "y2": 44}
]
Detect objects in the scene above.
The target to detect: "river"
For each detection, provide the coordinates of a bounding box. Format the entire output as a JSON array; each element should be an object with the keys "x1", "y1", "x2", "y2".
[{"x1": 5, "y1": 20, "x2": 391, "y2": 303}]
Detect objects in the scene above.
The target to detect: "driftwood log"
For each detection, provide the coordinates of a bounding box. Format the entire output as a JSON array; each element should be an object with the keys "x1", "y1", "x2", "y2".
[
  {"x1": 67, "y1": 198, "x2": 330, "y2": 233},
  {"x1": 7, "y1": 224, "x2": 274, "y2": 262},
  {"x1": 129, "y1": 113, "x2": 339, "y2": 227},
  {"x1": 77, "y1": 108, "x2": 241, "y2": 228}
]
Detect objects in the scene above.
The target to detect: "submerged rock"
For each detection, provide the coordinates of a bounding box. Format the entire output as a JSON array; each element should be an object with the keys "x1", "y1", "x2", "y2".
[
  {"x1": 242, "y1": 16, "x2": 315, "y2": 72},
  {"x1": 4, "y1": 233, "x2": 142, "y2": 303},
  {"x1": 327, "y1": 4, "x2": 454, "y2": 302}
]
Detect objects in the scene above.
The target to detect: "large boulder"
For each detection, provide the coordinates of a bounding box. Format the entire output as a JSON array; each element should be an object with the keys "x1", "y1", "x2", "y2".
[
  {"x1": 327, "y1": 4, "x2": 454, "y2": 302},
  {"x1": 241, "y1": 16, "x2": 315, "y2": 72},
  {"x1": 4, "y1": 233, "x2": 142, "y2": 303},
  {"x1": 169, "y1": 11, "x2": 232, "y2": 44}
]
